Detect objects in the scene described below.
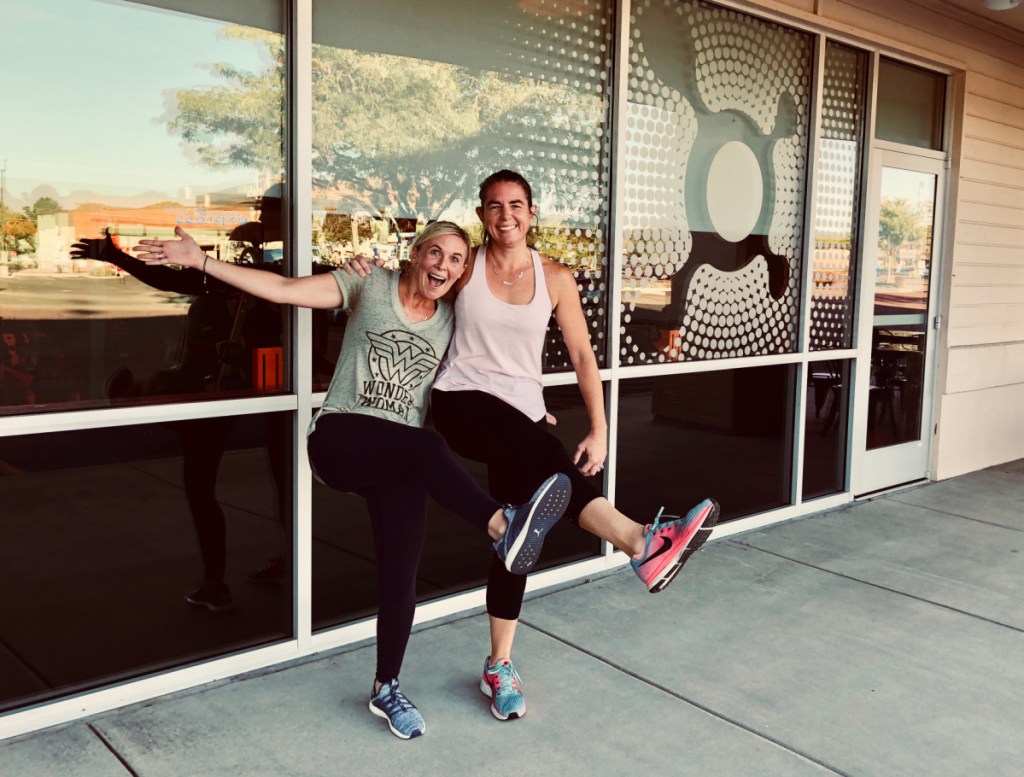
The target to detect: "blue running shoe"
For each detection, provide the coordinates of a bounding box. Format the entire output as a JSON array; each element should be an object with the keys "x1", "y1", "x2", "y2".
[
  {"x1": 369, "y1": 678, "x2": 425, "y2": 739},
  {"x1": 480, "y1": 656, "x2": 526, "y2": 720},
  {"x1": 494, "y1": 473, "x2": 571, "y2": 574}
]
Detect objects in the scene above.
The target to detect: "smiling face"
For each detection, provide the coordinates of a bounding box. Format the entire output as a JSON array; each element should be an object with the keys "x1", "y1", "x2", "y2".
[
  {"x1": 407, "y1": 233, "x2": 469, "y2": 300},
  {"x1": 477, "y1": 180, "x2": 538, "y2": 249}
]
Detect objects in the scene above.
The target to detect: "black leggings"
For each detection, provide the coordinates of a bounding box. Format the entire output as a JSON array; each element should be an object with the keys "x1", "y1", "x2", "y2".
[
  {"x1": 307, "y1": 412, "x2": 500, "y2": 683},
  {"x1": 431, "y1": 388, "x2": 602, "y2": 620},
  {"x1": 180, "y1": 415, "x2": 290, "y2": 586}
]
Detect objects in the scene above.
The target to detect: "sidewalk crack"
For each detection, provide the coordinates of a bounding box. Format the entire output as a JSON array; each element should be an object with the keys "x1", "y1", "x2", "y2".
[
  {"x1": 520, "y1": 619, "x2": 853, "y2": 777},
  {"x1": 734, "y1": 542, "x2": 1024, "y2": 634},
  {"x1": 87, "y1": 724, "x2": 140, "y2": 777}
]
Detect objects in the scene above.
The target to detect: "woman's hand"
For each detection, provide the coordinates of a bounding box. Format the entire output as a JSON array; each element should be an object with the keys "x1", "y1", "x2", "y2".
[
  {"x1": 133, "y1": 226, "x2": 206, "y2": 269},
  {"x1": 340, "y1": 254, "x2": 384, "y2": 276},
  {"x1": 573, "y1": 429, "x2": 607, "y2": 477},
  {"x1": 70, "y1": 231, "x2": 121, "y2": 263}
]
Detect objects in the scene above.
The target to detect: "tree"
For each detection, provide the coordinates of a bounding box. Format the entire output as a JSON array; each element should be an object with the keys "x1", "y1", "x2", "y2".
[
  {"x1": 878, "y1": 197, "x2": 922, "y2": 285},
  {"x1": 1, "y1": 203, "x2": 23, "y2": 256},
  {"x1": 169, "y1": 27, "x2": 606, "y2": 220},
  {"x1": 2, "y1": 217, "x2": 37, "y2": 256},
  {"x1": 22, "y1": 196, "x2": 60, "y2": 223}
]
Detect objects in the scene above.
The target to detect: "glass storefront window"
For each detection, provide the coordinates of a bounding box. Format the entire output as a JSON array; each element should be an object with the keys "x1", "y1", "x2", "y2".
[
  {"x1": 615, "y1": 367, "x2": 795, "y2": 524},
  {"x1": 803, "y1": 359, "x2": 850, "y2": 499},
  {"x1": 809, "y1": 42, "x2": 868, "y2": 352},
  {"x1": 621, "y1": 0, "x2": 813, "y2": 365},
  {"x1": 308, "y1": 0, "x2": 614, "y2": 388},
  {"x1": 0, "y1": 413, "x2": 293, "y2": 713},
  {"x1": 875, "y1": 57, "x2": 946, "y2": 150},
  {"x1": 0, "y1": 1, "x2": 287, "y2": 415}
]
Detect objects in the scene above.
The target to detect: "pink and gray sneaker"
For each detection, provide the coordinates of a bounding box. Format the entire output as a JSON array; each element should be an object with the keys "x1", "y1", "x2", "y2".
[{"x1": 630, "y1": 498, "x2": 720, "y2": 593}]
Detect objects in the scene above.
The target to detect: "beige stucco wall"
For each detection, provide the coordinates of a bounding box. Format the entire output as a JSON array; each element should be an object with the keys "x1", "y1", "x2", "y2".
[{"x1": 747, "y1": 0, "x2": 1024, "y2": 479}]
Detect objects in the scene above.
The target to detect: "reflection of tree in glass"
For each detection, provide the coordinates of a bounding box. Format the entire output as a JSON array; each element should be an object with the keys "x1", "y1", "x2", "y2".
[
  {"x1": 878, "y1": 197, "x2": 923, "y2": 285},
  {"x1": 1, "y1": 197, "x2": 60, "y2": 257},
  {"x1": 168, "y1": 27, "x2": 605, "y2": 220}
]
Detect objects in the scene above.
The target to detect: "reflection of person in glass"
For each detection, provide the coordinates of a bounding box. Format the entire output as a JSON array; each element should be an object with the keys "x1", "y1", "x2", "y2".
[
  {"x1": 346, "y1": 170, "x2": 719, "y2": 723},
  {"x1": 70, "y1": 227, "x2": 289, "y2": 615},
  {"x1": 134, "y1": 221, "x2": 572, "y2": 740}
]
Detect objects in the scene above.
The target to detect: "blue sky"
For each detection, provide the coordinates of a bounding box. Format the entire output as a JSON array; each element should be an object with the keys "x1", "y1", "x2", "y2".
[{"x1": 0, "y1": 0, "x2": 275, "y2": 207}]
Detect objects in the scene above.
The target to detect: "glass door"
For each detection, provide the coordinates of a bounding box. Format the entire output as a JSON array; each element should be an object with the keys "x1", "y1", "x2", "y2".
[{"x1": 853, "y1": 150, "x2": 944, "y2": 495}]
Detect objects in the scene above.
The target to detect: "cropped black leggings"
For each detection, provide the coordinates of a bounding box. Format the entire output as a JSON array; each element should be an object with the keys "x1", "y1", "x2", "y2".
[
  {"x1": 307, "y1": 412, "x2": 500, "y2": 683},
  {"x1": 431, "y1": 388, "x2": 602, "y2": 620}
]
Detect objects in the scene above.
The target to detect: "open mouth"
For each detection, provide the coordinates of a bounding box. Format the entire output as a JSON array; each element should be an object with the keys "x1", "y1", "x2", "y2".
[{"x1": 427, "y1": 272, "x2": 447, "y2": 289}]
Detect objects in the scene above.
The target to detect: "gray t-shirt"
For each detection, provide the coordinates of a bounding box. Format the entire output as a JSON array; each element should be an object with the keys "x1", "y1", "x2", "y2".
[{"x1": 311, "y1": 269, "x2": 453, "y2": 431}]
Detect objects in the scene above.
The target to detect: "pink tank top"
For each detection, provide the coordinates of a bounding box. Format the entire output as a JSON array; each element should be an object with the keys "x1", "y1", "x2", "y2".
[{"x1": 433, "y1": 245, "x2": 552, "y2": 421}]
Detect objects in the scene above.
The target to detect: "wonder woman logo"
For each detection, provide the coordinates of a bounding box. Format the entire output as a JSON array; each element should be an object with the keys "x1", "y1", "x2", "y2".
[{"x1": 365, "y1": 330, "x2": 440, "y2": 390}]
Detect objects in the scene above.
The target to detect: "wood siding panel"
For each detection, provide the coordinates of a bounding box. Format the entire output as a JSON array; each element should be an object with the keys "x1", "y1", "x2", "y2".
[
  {"x1": 952, "y1": 263, "x2": 1024, "y2": 287},
  {"x1": 960, "y1": 137, "x2": 1024, "y2": 171},
  {"x1": 935, "y1": 383, "x2": 1024, "y2": 479},
  {"x1": 964, "y1": 94, "x2": 1024, "y2": 129},
  {"x1": 959, "y1": 158, "x2": 1024, "y2": 190},
  {"x1": 945, "y1": 342, "x2": 1024, "y2": 393},
  {"x1": 949, "y1": 283, "x2": 1024, "y2": 308},
  {"x1": 947, "y1": 321, "x2": 1024, "y2": 348},
  {"x1": 963, "y1": 115, "x2": 1024, "y2": 150},
  {"x1": 955, "y1": 221, "x2": 1024, "y2": 248},
  {"x1": 953, "y1": 243, "x2": 1024, "y2": 267},
  {"x1": 957, "y1": 180, "x2": 1024, "y2": 210},
  {"x1": 956, "y1": 200, "x2": 1024, "y2": 227},
  {"x1": 966, "y1": 73, "x2": 1024, "y2": 111}
]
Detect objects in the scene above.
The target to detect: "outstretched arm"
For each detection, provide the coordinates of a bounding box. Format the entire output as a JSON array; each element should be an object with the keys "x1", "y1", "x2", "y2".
[
  {"x1": 71, "y1": 233, "x2": 210, "y2": 295},
  {"x1": 548, "y1": 261, "x2": 607, "y2": 476},
  {"x1": 135, "y1": 227, "x2": 343, "y2": 309}
]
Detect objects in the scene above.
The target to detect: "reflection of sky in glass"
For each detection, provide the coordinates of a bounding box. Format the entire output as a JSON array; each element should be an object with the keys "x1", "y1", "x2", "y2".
[
  {"x1": 882, "y1": 168, "x2": 936, "y2": 213},
  {"x1": 0, "y1": 0, "x2": 268, "y2": 206}
]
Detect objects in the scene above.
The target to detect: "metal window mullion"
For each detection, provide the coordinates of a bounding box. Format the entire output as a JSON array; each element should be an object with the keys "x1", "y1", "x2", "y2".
[
  {"x1": 0, "y1": 395, "x2": 298, "y2": 438},
  {"x1": 791, "y1": 32, "x2": 827, "y2": 507},
  {"x1": 291, "y1": 0, "x2": 314, "y2": 650},
  {"x1": 603, "y1": 0, "x2": 632, "y2": 531},
  {"x1": 848, "y1": 50, "x2": 881, "y2": 493}
]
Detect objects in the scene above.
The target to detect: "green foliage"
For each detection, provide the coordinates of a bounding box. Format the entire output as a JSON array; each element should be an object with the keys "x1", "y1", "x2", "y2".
[
  {"x1": 171, "y1": 27, "x2": 286, "y2": 174},
  {"x1": 169, "y1": 26, "x2": 605, "y2": 219},
  {"x1": 878, "y1": 197, "x2": 922, "y2": 259},
  {"x1": 22, "y1": 196, "x2": 60, "y2": 223}
]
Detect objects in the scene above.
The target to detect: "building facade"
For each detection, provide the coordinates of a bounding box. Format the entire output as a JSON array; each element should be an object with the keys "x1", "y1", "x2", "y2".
[{"x1": 1, "y1": 0, "x2": 1022, "y2": 739}]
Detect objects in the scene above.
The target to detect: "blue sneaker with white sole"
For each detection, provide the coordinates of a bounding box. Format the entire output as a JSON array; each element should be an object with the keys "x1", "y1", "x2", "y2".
[
  {"x1": 369, "y1": 678, "x2": 425, "y2": 739},
  {"x1": 493, "y1": 473, "x2": 571, "y2": 574}
]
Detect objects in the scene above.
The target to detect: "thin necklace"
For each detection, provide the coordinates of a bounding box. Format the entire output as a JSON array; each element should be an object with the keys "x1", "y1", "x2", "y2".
[
  {"x1": 400, "y1": 288, "x2": 433, "y2": 322},
  {"x1": 489, "y1": 253, "x2": 529, "y2": 286}
]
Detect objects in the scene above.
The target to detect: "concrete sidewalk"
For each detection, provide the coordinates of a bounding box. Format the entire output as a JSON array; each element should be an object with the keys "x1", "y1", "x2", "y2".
[{"x1": 4, "y1": 460, "x2": 1022, "y2": 776}]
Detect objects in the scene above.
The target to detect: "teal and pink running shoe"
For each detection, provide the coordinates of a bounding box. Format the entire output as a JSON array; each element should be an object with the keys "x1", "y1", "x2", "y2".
[
  {"x1": 631, "y1": 498, "x2": 720, "y2": 593},
  {"x1": 480, "y1": 657, "x2": 526, "y2": 720}
]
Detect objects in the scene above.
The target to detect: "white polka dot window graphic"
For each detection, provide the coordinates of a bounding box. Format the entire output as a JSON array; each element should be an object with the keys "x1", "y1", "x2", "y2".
[
  {"x1": 466, "y1": 0, "x2": 617, "y2": 373},
  {"x1": 620, "y1": 0, "x2": 813, "y2": 365},
  {"x1": 810, "y1": 42, "x2": 869, "y2": 352}
]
